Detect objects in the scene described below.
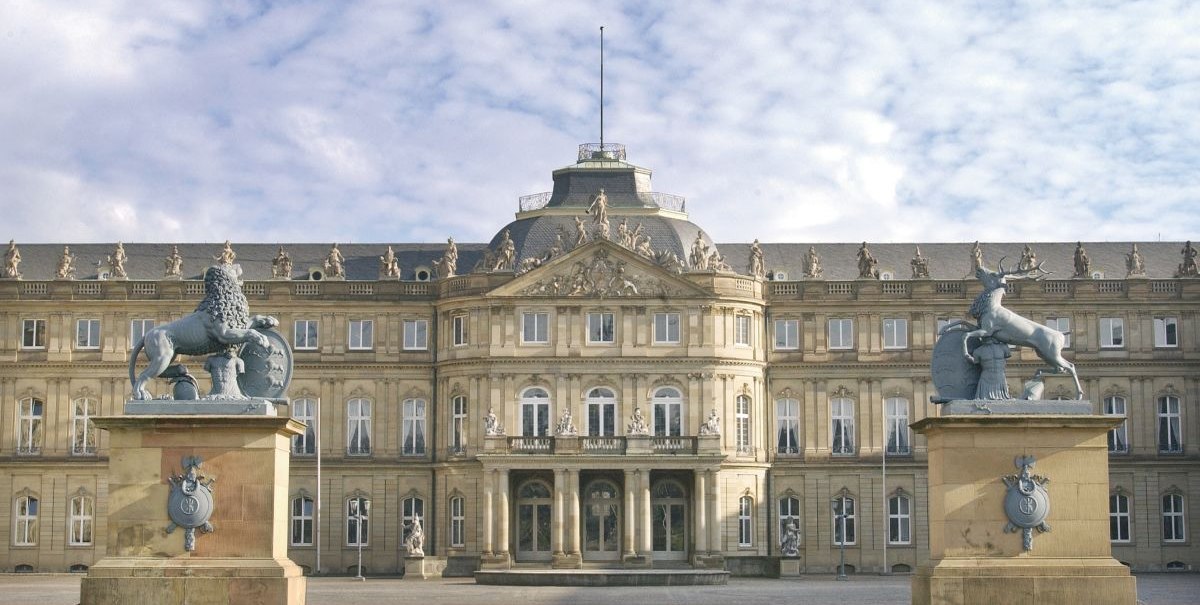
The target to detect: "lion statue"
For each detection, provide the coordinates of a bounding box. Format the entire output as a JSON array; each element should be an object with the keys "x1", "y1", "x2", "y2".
[{"x1": 129, "y1": 264, "x2": 277, "y2": 400}]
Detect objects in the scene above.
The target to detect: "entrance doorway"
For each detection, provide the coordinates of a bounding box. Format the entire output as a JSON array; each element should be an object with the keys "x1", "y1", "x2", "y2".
[
  {"x1": 582, "y1": 479, "x2": 621, "y2": 561},
  {"x1": 651, "y1": 480, "x2": 688, "y2": 560},
  {"x1": 516, "y1": 480, "x2": 553, "y2": 561}
]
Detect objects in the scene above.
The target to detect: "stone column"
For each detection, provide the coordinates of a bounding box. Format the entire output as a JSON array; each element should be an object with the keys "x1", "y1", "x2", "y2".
[
  {"x1": 497, "y1": 470, "x2": 510, "y2": 557},
  {"x1": 483, "y1": 471, "x2": 494, "y2": 555},
  {"x1": 552, "y1": 468, "x2": 565, "y2": 556},
  {"x1": 694, "y1": 470, "x2": 708, "y2": 554},
  {"x1": 640, "y1": 469, "x2": 653, "y2": 555},
  {"x1": 707, "y1": 469, "x2": 721, "y2": 554},
  {"x1": 569, "y1": 469, "x2": 581, "y2": 556},
  {"x1": 623, "y1": 469, "x2": 636, "y2": 557}
]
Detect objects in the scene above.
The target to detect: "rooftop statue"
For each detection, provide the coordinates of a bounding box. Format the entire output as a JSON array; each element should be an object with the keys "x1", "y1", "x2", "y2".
[
  {"x1": 573, "y1": 217, "x2": 589, "y2": 248},
  {"x1": 935, "y1": 258, "x2": 1082, "y2": 402},
  {"x1": 689, "y1": 232, "x2": 710, "y2": 270},
  {"x1": 856, "y1": 242, "x2": 879, "y2": 279},
  {"x1": 749, "y1": 239, "x2": 765, "y2": 278},
  {"x1": 164, "y1": 245, "x2": 184, "y2": 279},
  {"x1": 588, "y1": 188, "x2": 609, "y2": 234},
  {"x1": 804, "y1": 246, "x2": 822, "y2": 278},
  {"x1": 1125, "y1": 243, "x2": 1145, "y2": 277},
  {"x1": 2, "y1": 240, "x2": 19, "y2": 279},
  {"x1": 1072, "y1": 242, "x2": 1090, "y2": 278},
  {"x1": 969, "y1": 241, "x2": 984, "y2": 274},
  {"x1": 108, "y1": 242, "x2": 128, "y2": 279},
  {"x1": 56, "y1": 246, "x2": 76, "y2": 280},
  {"x1": 271, "y1": 246, "x2": 293, "y2": 279},
  {"x1": 910, "y1": 246, "x2": 929, "y2": 279},
  {"x1": 434, "y1": 237, "x2": 458, "y2": 279},
  {"x1": 1177, "y1": 241, "x2": 1198, "y2": 277},
  {"x1": 214, "y1": 240, "x2": 236, "y2": 266},
  {"x1": 324, "y1": 243, "x2": 345, "y2": 278},
  {"x1": 379, "y1": 245, "x2": 400, "y2": 279},
  {"x1": 1018, "y1": 244, "x2": 1037, "y2": 271}
]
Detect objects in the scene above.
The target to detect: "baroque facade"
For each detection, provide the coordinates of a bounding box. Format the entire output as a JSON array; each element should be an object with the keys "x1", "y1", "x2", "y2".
[{"x1": 0, "y1": 145, "x2": 1197, "y2": 575}]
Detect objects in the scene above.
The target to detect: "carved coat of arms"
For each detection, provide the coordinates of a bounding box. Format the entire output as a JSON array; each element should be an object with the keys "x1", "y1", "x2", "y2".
[
  {"x1": 166, "y1": 456, "x2": 216, "y2": 551},
  {"x1": 1001, "y1": 455, "x2": 1050, "y2": 551}
]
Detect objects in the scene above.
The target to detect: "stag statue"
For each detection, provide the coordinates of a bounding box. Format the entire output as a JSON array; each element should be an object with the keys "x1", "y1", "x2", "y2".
[{"x1": 940, "y1": 257, "x2": 1082, "y2": 400}]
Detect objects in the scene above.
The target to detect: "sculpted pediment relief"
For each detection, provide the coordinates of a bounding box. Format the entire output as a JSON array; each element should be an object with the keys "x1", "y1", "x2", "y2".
[{"x1": 490, "y1": 241, "x2": 707, "y2": 299}]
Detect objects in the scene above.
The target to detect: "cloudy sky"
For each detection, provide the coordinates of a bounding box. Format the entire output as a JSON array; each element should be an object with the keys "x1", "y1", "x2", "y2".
[{"x1": 2, "y1": 1, "x2": 1198, "y2": 245}]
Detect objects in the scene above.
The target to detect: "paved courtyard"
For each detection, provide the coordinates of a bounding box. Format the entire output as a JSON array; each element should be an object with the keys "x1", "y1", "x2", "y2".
[{"x1": 0, "y1": 572, "x2": 1197, "y2": 604}]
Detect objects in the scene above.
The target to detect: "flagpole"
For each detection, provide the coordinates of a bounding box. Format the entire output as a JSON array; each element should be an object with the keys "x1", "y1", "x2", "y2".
[{"x1": 600, "y1": 26, "x2": 605, "y2": 148}]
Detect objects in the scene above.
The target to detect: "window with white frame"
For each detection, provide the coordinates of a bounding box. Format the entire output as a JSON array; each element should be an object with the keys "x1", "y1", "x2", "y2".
[
  {"x1": 1045, "y1": 317, "x2": 1071, "y2": 348},
  {"x1": 522, "y1": 311, "x2": 549, "y2": 344},
  {"x1": 450, "y1": 395, "x2": 467, "y2": 453},
  {"x1": 738, "y1": 496, "x2": 753, "y2": 547},
  {"x1": 735, "y1": 315, "x2": 751, "y2": 346},
  {"x1": 21, "y1": 319, "x2": 46, "y2": 349},
  {"x1": 75, "y1": 319, "x2": 100, "y2": 349},
  {"x1": 402, "y1": 398, "x2": 427, "y2": 455},
  {"x1": 1158, "y1": 395, "x2": 1182, "y2": 454},
  {"x1": 586, "y1": 387, "x2": 616, "y2": 436},
  {"x1": 885, "y1": 397, "x2": 910, "y2": 455},
  {"x1": 883, "y1": 318, "x2": 908, "y2": 350},
  {"x1": 403, "y1": 319, "x2": 428, "y2": 350},
  {"x1": 778, "y1": 495, "x2": 801, "y2": 546},
  {"x1": 520, "y1": 388, "x2": 551, "y2": 436},
  {"x1": 346, "y1": 496, "x2": 369, "y2": 546},
  {"x1": 653, "y1": 312, "x2": 680, "y2": 344},
  {"x1": 1162, "y1": 493, "x2": 1185, "y2": 543},
  {"x1": 776, "y1": 397, "x2": 799, "y2": 454},
  {"x1": 1104, "y1": 396, "x2": 1128, "y2": 454},
  {"x1": 1154, "y1": 317, "x2": 1179, "y2": 348},
  {"x1": 291, "y1": 398, "x2": 316, "y2": 456},
  {"x1": 17, "y1": 397, "x2": 43, "y2": 455},
  {"x1": 294, "y1": 320, "x2": 318, "y2": 350},
  {"x1": 828, "y1": 318, "x2": 854, "y2": 350},
  {"x1": 346, "y1": 398, "x2": 372, "y2": 455},
  {"x1": 736, "y1": 395, "x2": 751, "y2": 453},
  {"x1": 402, "y1": 496, "x2": 425, "y2": 545},
  {"x1": 449, "y1": 495, "x2": 465, "y2": 547},
  {"x1": 774, "y1": 319, "x2": 798, "y2": 350},
  {"x1": 888, "y1": 494, "x2": 912, "y2": 545},
  {"x1": 71, "y1": 397, "x2": 97, "y2": 456},
  {"x1": 68, "y1": 494, "x2": 94, "y2": 546},
  {"x1": 291, "y1": 496, "x2": 314, "y2": 546},
  {"x1": 130, "y1": 319, "x2": 154, "y2": 347},
  {"x1": 1100, "y1": 317, "x2": 1124, "y2": 348},
  {"x1": 452, "y1": 314, "x2": 468, "y2": 346},
  {"x1": 833, "y1": 495, "x2": 856, "y2": 545},
  {"x1": 1110, "y1": 493, "x2": 1131, "y2": 543},
  {"x1": 348, "y1": 319, "x2": 373, "y2": 350},
  {"x1": 831, "y1": 397, "x2": 855, "y2": 455},
  {"x1": 14, "y1": 495, "x2": 39, "y2": 546},
  {"x1": 652, "y1": 387, "x2": 683, "y2": 436},
  {"x1": 587, "y1": 312, "x2": 615, "y2": 344}
]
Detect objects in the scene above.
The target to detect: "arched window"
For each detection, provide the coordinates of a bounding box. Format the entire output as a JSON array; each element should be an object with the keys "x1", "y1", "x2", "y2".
[
  {"x1": 449, "y1": 495, "x2": 465, "y2": 547},
  {"x1": 17, "y1": 397, "x2": 43, "y2": 455},
  {"x1": 68, "y1": 494, "x2": 94, "y2": 546},
  {"x1": 346, "y1": 496, "x2": 369, "y2": 546},
  {"x1": 1162, "y1": 493, "x2": 1186, "y2": 543},
  {"x1": 652, "y1": 387, "x2": 683, "y2": 437},
  {"x1": 402, "y1": 398, "x2": 427, "y2": 455},
  {"x1": 888, "y1": 493, "x2": 911, "y2": 545},
  {"x1": 402, "y1": 496, "x2": 425, "y2": 545},
  {"x1": 291, "y1": 496, "x2": 314, "y2": 546},
  {"x1": 291, "y1": 397, "x2": 317, "y2": 456},
  {"x1": 778, "y1": 495, "x2": 801, "y2": 547},
  {"x1": 71, "y1": 397, "x2": 97, "y2": 456},
  {"x1": 346, "y1": 398, "x2": 372, "y2": 455},
  {"x1": 831, "y1": 397, "x2": 855, "y2": 455},
  {"x1": 14, "y1": 495, "x2": 39, "y2": 546},
  {"x1": 736, "y1": 395, "x2": 751, "y2": 453},
  {"x1": 885, "y1": 397, "x2": 910, "y2": 455},
  {"x1": 585, "y1": 387, "x2": 616, "y2": 437},
  {"x1": 1157, "y1": 395, "x2": 1182, "y2": 454},
  {"x1": 1109, "y1": 492, "x2": 1131, "y2": 543},
  {"x1": 1103, "y1": 395, "x2": 1128, "y2": 453},
  {"x1": 833, "y1": 494, "x2": 856, "y2": 546},
  {"x1": 520, "y1": 388, "x2": 551, "y2": 437},
  {"x1": 775, "y1": 397, "x2": 799, "y2": 454},
  {"x1": 738, "y1": 495, "x2": 753, "y2": 547}
]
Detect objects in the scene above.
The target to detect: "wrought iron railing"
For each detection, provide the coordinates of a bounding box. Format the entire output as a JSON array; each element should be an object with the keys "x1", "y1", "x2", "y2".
[
  {"x1": 517, "y1": 191, "x2": 686, "y2": 213},
  {"x1": 519, "y1": 192, "x2": 553, "y2": 212},
  {"x1": 578, "y1": 143, "x2": 627, "y2": 161}
]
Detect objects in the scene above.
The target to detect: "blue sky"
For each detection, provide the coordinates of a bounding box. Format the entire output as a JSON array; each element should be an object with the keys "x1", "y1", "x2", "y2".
[{"x1": 1, "y1": 1, "x2": 1198, "y2": 245}]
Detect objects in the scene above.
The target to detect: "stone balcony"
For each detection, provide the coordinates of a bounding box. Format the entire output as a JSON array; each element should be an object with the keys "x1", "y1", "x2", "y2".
[{"x1": 481, "y1": 434, "x2": 722, "y2": 456}]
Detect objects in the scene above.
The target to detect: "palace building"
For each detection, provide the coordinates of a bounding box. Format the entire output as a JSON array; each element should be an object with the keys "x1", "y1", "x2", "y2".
[{"x1": 0, "y1": 144, "x2": 1196, "y2": 576}]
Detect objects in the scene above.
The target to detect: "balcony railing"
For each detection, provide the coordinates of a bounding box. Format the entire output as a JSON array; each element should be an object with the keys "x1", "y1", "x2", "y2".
[
  {"x1": 494, "y1": 435, "x2": 708, "y2": 455},
  {"x1": 509, "y1": 436, "x2": 553, "y2": 453},
  {"x1": 518, "y1": 191, "x2": 686, "y2": 213},
  {"x1": 582, "y1": 436, "x2": 626, "y2": 453}
]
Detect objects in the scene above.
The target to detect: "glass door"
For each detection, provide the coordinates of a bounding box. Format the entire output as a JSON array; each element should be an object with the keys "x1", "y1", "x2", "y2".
[
  {"x1": 651, "y1": 480, "x2": 687, "y2": 560},
  {"x1": 516, "y1": 480, "x2": 553, "y2": 561},
  {"x1": 583, "y1": 480, "x2": 620, "y2": 561}
]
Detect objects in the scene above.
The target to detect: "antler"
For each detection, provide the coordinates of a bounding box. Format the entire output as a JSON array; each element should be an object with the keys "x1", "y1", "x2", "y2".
[{"x1": 997, "y1": 257, "x2": 1052, "y2": 280}]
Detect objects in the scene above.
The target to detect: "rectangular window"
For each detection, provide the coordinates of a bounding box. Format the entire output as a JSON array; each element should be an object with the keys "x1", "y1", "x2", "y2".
[
  {"x1": 736, "y1": 396, "x2": 751, "y2": 454},
  {"x1": 14, "y1": 496, "x2": 39, "y2": 546},
  {"x1": 586, "y1": 389, "x2": 616, "y2": 437},
  {"x1": 130, "y1": 319, "x2": 154, "y2": 347},
  {"x1": 75, "y1": 319, "x2": 100, "y2": 349},
  {"x1": 346, "y1": 399, "x2": 372, "y2": 455},
  {"x1": 346, "y1": 497, "x2": 369, "y2": 546},
  {"x1": 71, "y1": 398, "x2": 97, "y2": 456},
  {"x1": 654, "y1": 312, "x2": 680, "y2": 344},
  {"x1": 828, "y1": 318, "x2": 854, "y2": 350},
  {"x1": 774, "y1": 319, "x2": 799, "y2": 350},
  {"x1": 17, "y1": 398, "x2": 43, "y2": 455},
  {"x1": 885, "y1": 397, "x2": 910, "y2": 455},
  {"x1": 1162, "y1": 494, "x2": 1185, "y2": 543},
  {"x1": 1104, "y1": 396, "x2": 1128, "y2": 454},
  {"x1": 882, "y1": 318, "x2": 908, "y2": 350},
  {"x1": 521, "y1": 312, "x2": 549, "y2": 344},
  {"x1": 450, "y1": 396, "x2": 467, "y2": 453},
  {"x1": 587, "y1": 312, "x2": 615, "y2": 343},
  {"x1": 888, "y1": 495, "x2": 912, "y2": 545},
  {"x1": 450, "y1": 496, "x2": 465, "y2": 547},
  {"x1": 291, "y1": 398, "x2": 316, "y2": 456},
  {"x1": 778, "y1": 496, "x2": 801, "y2": 547},
  {"x1": 21, "y1": 319, "x2": 46, "y2": 349},
  {"x1": 738, "y1": 496, "x2": 753, "y2": 547},
  {"x1": 452, "y1": 314, "x2": 468, "y2": 346},
  {"x1": 652, "y1": 390, "x2": 683, "y2": 437},
  {"x1": 1158, "y1": 395, "x2": 1183, "y2": 454},
  {"x1": 1154, "y1": 317, "x2": 1179, "y2": 348},
  {"x1": 1045, "y1": 317, "x2": 1071, "y2": 348},
  {"x1": 1100, "y1": 317, "x2": 1124, "y2": 349},
  {"x1": 833, "y1": 496, "x2": 856, "y2": 546},
  {"x1": 402, "y1": 497, "x2": 425, "y2": 546},
  {"x1": 735, "y1": 315, "x2": 751, "y2": 346},
  {"x1": 1110, "y1": 494, "x2": 1131, "y2": 543},
  {"x1": 291, "y1": 497, "x2": 314, "y2": 546},
  {"x1": 403, "y1": 319, "x2": 429, "y2": 350},
  {"x1": 69, "y1": 495, "x2": 94, "y2": 546},
  {"x1": 348, "y1": 319, "x2": 373, "y2": 350},
  {"x1": 776, "y1": 398, "x2": 799, "y2": 454},
  {"x1": 294, "y1": 320, "x2": 319, "y2": 350},
  {"x1": 831, "y1": 398, "x2": 855, "y2": 455},
  {"x1": 402, "y1": 398, "x2": 427, "y2": 455}
]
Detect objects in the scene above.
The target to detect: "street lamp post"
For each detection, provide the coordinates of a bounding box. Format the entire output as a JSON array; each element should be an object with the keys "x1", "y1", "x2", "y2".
[
  {"x1": 834, "y1": 503, "x2": 848, "y2": 581},
  {"x1": 354, "y1": 500, "x2": 369, "y2": 581}
]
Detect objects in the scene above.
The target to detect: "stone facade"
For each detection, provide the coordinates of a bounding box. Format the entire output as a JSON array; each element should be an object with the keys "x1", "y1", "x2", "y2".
[{"x1": 0, "y1": 147, "x2": 1197, "y2": 576}]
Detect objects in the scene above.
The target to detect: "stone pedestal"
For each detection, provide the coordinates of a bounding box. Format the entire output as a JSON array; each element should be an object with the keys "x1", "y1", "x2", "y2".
[
  {"x1": 479, "y1": 553, "x2": 512, "y2": 570},
  {"x1": 80, "y1": 414, "x2": 307, "y2": 605},
  {"x1": 779, "y1": 558, "x2": 802, "y2": 577},
  {"x1": 910, "y1": 412, "x2": 1137, "y2": 605},
  {"x1": 403, "y1": 556, "x2": 447, "y2": 579}
]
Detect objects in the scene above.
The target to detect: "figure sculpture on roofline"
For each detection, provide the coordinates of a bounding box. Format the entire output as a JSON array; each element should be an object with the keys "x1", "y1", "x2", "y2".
[
  {"x1": 2, "y1": 240, "x2": 19, "y2": 279},
  {"x1": 749, "y1": 239, "x2": 765, "y2": 278},
  {"x1": 56, "y1": 246, "x2": 77, "y2": 280},
  {"x1": 164, "y1": 246, "x2": 184, "y2": 279},
  {"x1": 1125, "y1": 243, "x2": 1145, "y2": 277},
  {"x1": 271, "y1": 246, "x2": 293, "y2": 279},
  {"x1": 108, "y1": 242, "x2": 128, "y2": 279}
]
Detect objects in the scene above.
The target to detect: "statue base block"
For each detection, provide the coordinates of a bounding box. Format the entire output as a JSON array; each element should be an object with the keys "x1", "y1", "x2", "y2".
[
  {"x1": 910, "y1": 412, "x2": 1136, "y2": 605},
  {"x1": 80, "y1": 413, "x2": 307, "y2": 605},
  {"x1": 779, "y1": 558, "x2": 802, "y2": 577},
  {"x1": 404, "y1": 556, "x2": 447, "y2": 579}
]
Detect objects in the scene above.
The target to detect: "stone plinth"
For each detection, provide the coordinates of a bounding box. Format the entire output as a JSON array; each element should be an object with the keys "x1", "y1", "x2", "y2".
[
  {"x1": 80, "y1": 414, "x2": 307, "y2": 605},
  {"x1": 779, "y1": 558, "x2": 802, "y2": 577},
  {"x1": 404, "y1": 556, "x2": 447, "y2": 579},
  {"x1": 910, "y1": 412, "x2": 1136, "y2": 605}
]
